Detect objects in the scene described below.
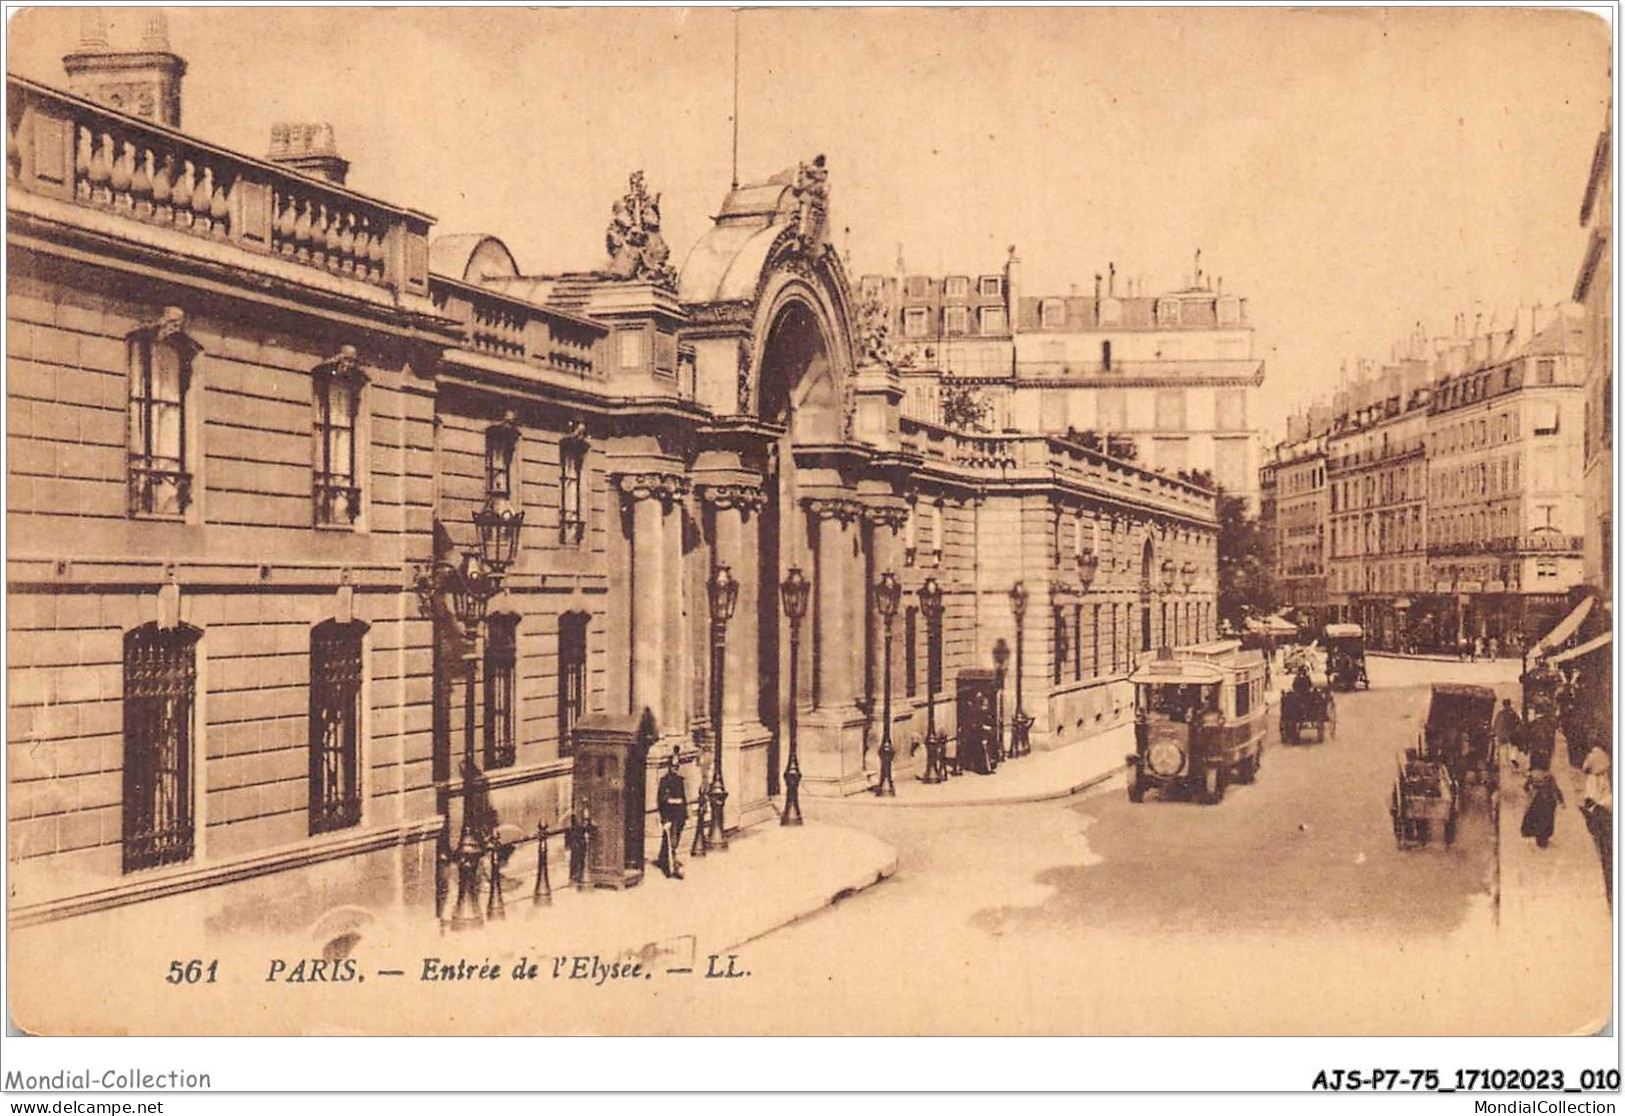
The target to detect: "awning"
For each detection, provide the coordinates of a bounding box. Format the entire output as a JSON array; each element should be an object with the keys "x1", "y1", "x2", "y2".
[
  {"x1": 1534, "y1": 596, "x2": 1596, "y2": 654},
  {"x1": 1546, "y1": 629, "x2": 1612, "y2": 666}
]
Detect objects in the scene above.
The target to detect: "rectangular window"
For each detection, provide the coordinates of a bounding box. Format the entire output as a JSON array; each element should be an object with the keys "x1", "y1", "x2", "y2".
[
  {"x1": 1110, "y1": 604, "x2": 1119, "y2": 672},
  {"x1": 1096, "y1": 390, "x2": 1128, "y2": 432},
  {"x1": 313, "y1": 364, "x2": 362, "y2": 525},
  {"x1": 903, "y1": 307, "x2": 930, "y2": 338},
  {"x1": 122, "y1": 623, "x2": 199, "y2": 872},
  {"x1": 1154, "y1": 390, "x2": 1187, "y2": 432},
  {"x1": 942, "y1": 306, "x2": 969, "y2": 336},
  {"x1": 127, "y1": 331, "x2": 194, "y2": 517},
  {"x1": 558, "y1": 613, "x2": 588, "y2": 755},
  {"x1": 927, "y1": 606, "x2": 944, "y2": 695},
  {"x1": 1536, "y1": 558, "x2": 1559, "y2": 580},
  {"x1": 1157, "y1": 299, "x2": 1182, "y2": 325},
  {"x1": 1040, "y1": 299, "x2": 1066, "y2": 329},
  {"x1": 905, "y1": 276, "x2": 931, "y2": 299},
  {"x1": 1215, "y1": 388, "x2": 1247, "y2": 431},
  {"x1": 1053, "y1": 605, "x2": 1067, "y2": 684},
  {"x1": 309, "y1": 620, "x2": 365, "y2": 835},
  {"x1": 904, "y1": 607, "x2": 919, "y2": 698},
  {"x1": 486, "y1": 424, "x2": 517, "y2": 500},
  {"x1": 943, "y1": 276, "x2": 970, "y2": 299},
  {"x1": 978, "y1": 275, "x2": 1003, "y2": 297},
  {"x1": 978, "y1": 306, "x2": 1007, "y2": 335},
  {"x1": 1073, "y1": 604, "x2": 1083, "y2": 682},
  {"x1": 484, "y1": 615, "x2": 518, "y2": 769},
  {"x1": 560, "y1": 436, "x2": 587, "y2": 544},
  {"x1": 1092, "y1": 604, "x2": 1101, "y2": 679},
  {"x1": 1537, "y1": 359, "x2": 1556, "y2": 385}
]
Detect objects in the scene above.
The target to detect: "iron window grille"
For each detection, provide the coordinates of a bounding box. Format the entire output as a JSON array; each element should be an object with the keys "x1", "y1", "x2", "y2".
[
  {"x1": 558, "y1": 612, "x2": 589, "y2": 756},
  {"x1": 313, "y1": 350, "x2": 365, "y2": 526},
  {"x1": 126, "y1": 313, "x2": 199, "y2": 518},
  {"x1": 1074, "y1": 604, "x2": 1084, "y2": 682},
  {"x1": 309, "y1": 620, "x2": 366, "y2": 834},
  {"x1": 123, "y1": 623, "x2": 201, "y2": 872},
  {"x1": 559, "y1": 430, "x2": 588, "y2": 545},
  {"x1": 1053, "y1": 606, "x2": 1067, "y2": 684},
  {"x1": 485, "y1": 421, "x2": 519, "y2": 503},
  {"x1": 484, "y1": 614, "x2": 519, "y2": 769}
]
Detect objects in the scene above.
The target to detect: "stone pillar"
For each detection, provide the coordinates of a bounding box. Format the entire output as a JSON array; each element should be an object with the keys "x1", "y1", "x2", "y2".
[
  {"x1": 798, "y1": 496, "x2": 870, "y2": 796},
  {"x1": 696, "y1": 482, "x2": 773, "y2": 824},
  {"x1": 864, "y1": 502, "x2": 913, "y2": 763},
  {"x1": 616, "y1": 472, "x2": 688, "y2": 729}
]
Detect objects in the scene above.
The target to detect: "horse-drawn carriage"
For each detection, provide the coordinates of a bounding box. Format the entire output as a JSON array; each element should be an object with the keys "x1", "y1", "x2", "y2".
[
  {"x1": 1324, "y1": 623, "x2": 1369, "y2": 691},
  {"x1": 1422, "y1": 683, "x2": 1499, "y2": 793},
  {"x1": 1390, "y1": 748, "x2": 1457, "y2": 848},
  {"x1": 1280, "y1": 653, "x2": 1335, "y2": 744}
]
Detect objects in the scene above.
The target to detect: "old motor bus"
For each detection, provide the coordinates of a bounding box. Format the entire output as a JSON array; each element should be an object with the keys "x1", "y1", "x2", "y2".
[{"x1": 1127, "y1": 641, "x2": 1270, "y2": 805}]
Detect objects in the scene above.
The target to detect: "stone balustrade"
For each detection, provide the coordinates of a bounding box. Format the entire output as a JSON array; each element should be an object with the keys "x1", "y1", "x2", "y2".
[
  {"x1": 431, "y1": 276, "x2": 605, "y2": 380},
  {"x1": 899, "y1": 417, "x2": 1215, "y2": 522},
  {"x1": 7, "y1": 75, "x2": 432, "y2": 298}
]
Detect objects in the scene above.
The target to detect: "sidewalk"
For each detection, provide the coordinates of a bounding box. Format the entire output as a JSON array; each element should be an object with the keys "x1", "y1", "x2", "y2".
[
  {"x1": 841, "y1": 720, "x2": 1134, "y2": 807},
  {"x1": 1496, "y1": 749, "x2": 1611, "y2": 944},
  {"x1": 364, "y1": 820, "x2": 898, "y2": 964}
]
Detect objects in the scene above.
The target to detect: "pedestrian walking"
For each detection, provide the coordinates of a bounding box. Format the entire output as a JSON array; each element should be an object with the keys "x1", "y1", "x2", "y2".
[
  {"x1": 654, "y1": 753, "x2": 688, "y2": 879},
  {"x1": 1472, "y1": 636, "x2": 1482, "y2": 662},
  {"x1": 1520, "y1": 767, "x2": 1566, "y2": 849},
  {"x1": 1495, "y1": 698, "x2": 1524, "y2": 773},
  {"x1": 1581, "y1": 745, "x2": 1613, "y2": 908},
  {"x1": 1525, "y1": 714, "x2": 1557, "y2": 772}
]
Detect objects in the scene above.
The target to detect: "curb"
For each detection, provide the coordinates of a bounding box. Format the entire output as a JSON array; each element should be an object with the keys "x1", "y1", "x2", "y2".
[
  {"x1": 827, "y1": 756, "x2": 1129, "y2": 809},
  {"x1": 726, "y1": 844, "x2": 899, "y2": 949}
]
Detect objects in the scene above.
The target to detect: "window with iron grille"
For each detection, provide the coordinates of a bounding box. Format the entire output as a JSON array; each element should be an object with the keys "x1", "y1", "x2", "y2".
[
  {"x1": 560, "y1": 434, "x2": 587, "y2": 544},
  {"x1": 558, "y1": 612, "x2": 589, "y2": 756},
  {"x1": 122, "y1": 623, "x2": 201, "y2": 872},
  {"x1": 904, "y1": 607, "x2": 918, "y2": 697},
  {"x1": 127, "y1": 316, "x2": 199, "y2": 518},
  {"x1": 1074, "y1": 604, "x2": 1083, "y2": 682},
  {"x1": 1092, "y1": 604, "x2": 1101, "y2": 678},
  {"x1": 1053, "y1": 606, "x2": 1067, "y2": 684},
  {"x1": 484, "y1": 614, "x2": 519, "y2": 769},
  {"x1": 486, "y1": 422, "x2": 518, "y2": 501},
  {"x1": 309, "y1": 620, "x2": 366, "y2": 835},
  {"x1": 313, "y1": 352, "x2": 365, "y2": 525}
]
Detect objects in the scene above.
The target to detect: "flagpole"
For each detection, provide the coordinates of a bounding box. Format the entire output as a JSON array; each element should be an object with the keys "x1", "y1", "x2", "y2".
[{"x1": 731, "y1": 9, "x2": 741, "y2": 189}]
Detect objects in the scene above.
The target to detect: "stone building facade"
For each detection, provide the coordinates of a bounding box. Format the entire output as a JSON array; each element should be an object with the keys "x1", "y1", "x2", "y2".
[
  {"x1": 1575, "y1": 111, "x2": 1612, "y2": 601},
  {"x1": 6, "y1": 35, "x2": 1217, "y2": 950},
  {"x1": 862, "y1": 260, "x2": 1266, "y2": 509}
]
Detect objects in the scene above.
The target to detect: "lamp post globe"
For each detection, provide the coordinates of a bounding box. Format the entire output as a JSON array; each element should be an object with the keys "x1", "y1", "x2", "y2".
[
  {"x1": 1078, "y1": 551, "x2": 1099, "y2": 591},
  {"x1": 473, "y1": 495, "x2": 524, "y2": 574}
]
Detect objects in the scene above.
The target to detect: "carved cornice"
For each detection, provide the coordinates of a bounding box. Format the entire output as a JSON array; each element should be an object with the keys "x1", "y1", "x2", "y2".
[
  {"x1": 802, "y1": 496, "x2": 864, "y2": 524},
  {"x1": 861, "y1": 504, "x2": 910, "y2": 530},
  {"x1": 616, "y1": 471, "x2": 690, "y2": 505},
  {"x1": 697, "y1": 482, "x2": 767, "y2": 513}
]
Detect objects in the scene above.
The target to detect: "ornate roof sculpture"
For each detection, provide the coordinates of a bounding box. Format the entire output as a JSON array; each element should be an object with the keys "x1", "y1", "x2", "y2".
[{"x1": 604, "y1": 170, "x2": 676, "y2": 288}]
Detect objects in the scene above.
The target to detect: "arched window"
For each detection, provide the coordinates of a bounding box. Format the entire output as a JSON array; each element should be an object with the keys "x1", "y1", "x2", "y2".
[
  {"x1": 127, "y1": 309, "x2": 201, "y2": 518},
  {"x1": 122, "y1": 622, "x2": 202, "y2": 871}
]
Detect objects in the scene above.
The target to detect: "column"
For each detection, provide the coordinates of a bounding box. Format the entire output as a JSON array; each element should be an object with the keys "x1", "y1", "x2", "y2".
[
  {"x1": 806, "y1": 497, "x2": 863, "y2": 714},
  {"x1": 699, "y1": 484, "x2": 766, "y2": 725},
  {"x1": 865, "y1": 504, "x2": 910, "y2": 744},
  {"x1": 617, "y1": 472, "x2": 684, "y2": 726}
]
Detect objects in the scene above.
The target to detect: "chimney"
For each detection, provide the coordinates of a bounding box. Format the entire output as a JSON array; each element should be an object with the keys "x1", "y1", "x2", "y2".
[
  {"x1": 1003, "y1": 245, "x2": 1020, "y2": 330},
  {"x1": 63, "y1": 7, "x2": 187, "y2": 127},
  {"x1": 1094, "y1": 273, "x2": 1102, "y2": 300},
  {"x1": 267, "y1": 123, "x2": 351, "y2": 186},
  {"x1": 1108, "y1": 262, "x2": 1116, "y2": 297}
]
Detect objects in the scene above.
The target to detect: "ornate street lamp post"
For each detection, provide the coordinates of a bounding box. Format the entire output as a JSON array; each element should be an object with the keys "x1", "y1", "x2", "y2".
[
  {"x1": 873, "y1": 570, "x2": 903, "y2": 796},
  {"x1": 1008, "y1": 581, "x2": 1033, "y2": 759},
  {"x1": 1159, "y1": 558, "x2": 1177, "y2": 649},
  {"x1": 918, "y1": 576, "x2": 947, "y2": 783},
  {"x1": 414, "y1": 497, "x2": 523, "y2": 932},
  {"x1": 779, "y1": 567, "x2": 810, "y2": 825},
  {"x1": 705, "y1": 565, "x2": 739, "y2": 850},
  {"x1": 1180, "y1": 561, "x2": 1196, "y2": 645}
]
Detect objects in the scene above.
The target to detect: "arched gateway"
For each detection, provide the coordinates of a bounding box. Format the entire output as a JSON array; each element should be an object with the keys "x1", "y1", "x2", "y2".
[{"x1": 679, "y1": 158, "x2": 892, "y2": 802}]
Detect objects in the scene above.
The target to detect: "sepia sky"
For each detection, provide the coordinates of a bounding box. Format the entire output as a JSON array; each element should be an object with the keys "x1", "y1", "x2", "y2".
[{"x1": 8, "y1": 6, "x2": 1612, "y2": 439}]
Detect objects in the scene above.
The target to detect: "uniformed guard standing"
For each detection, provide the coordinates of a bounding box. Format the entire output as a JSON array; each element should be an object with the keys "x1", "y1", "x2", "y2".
[{"x1": 655, "y1": 753, "x2": 689, "y2": 879}]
